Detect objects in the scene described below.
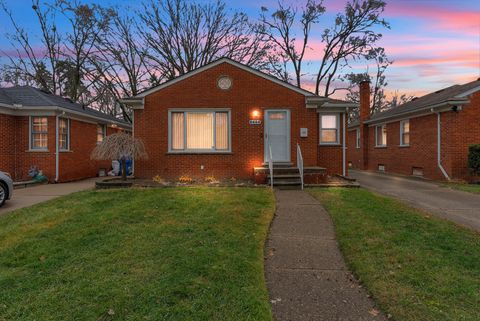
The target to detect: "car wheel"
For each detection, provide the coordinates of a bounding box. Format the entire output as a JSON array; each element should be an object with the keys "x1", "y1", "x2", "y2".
[{"x1": 0, "y1": 182, "x2": 6, "y2": 207}]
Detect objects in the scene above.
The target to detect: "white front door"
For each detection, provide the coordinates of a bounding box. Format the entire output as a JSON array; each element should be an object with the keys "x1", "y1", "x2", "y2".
[{"x1": 264, "y1": 109, "x2": 290, "y2": 162}]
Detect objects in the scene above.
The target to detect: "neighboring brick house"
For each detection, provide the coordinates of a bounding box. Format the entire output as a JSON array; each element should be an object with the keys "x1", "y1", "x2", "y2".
[
  {"x1": 348, "y1": 79, "x2": 480, "y2": 181},
  {"x1": 121, "y1": 58, "x2": 356, "y2": 185},
  {"x1": 0, "y1": 86, "x2": 131, "y2": 182}
]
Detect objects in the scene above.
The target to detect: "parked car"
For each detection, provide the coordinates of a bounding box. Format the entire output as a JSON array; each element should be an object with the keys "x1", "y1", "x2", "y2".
[{"x1": 0, "y1": 171, "x2": 13, "y2": 207}]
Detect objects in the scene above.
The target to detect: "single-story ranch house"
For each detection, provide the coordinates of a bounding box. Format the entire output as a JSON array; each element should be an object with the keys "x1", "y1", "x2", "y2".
[
  {"x1": 121, "y1": 58, "x2": 357, "y2": 186},
  {"x1": 0, "y1": 86, "x2": 131, "y2": 182},
  {"x1": 348, "y1": 79, "x2": 480, "y2": 181}
]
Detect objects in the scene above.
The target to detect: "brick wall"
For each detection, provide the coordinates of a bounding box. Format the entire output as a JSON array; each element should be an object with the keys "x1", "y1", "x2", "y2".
[
  {"x1": 347, "y1": 92, "x2": 480, "y2": 181},
  {"x1": 0, "y1": 114, "x2": 125, "y2": 182},
  {"x1": 0, "y1": 114, "x2": 16, "y2": 176},
  {"x1": 134, "y1": 62, "x2": 346, "y2": 180}
]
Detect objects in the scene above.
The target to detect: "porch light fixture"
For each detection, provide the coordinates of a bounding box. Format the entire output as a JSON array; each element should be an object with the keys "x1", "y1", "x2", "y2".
[{"x1": 251, "y1": 110, "x2": 261, "y2": 118}]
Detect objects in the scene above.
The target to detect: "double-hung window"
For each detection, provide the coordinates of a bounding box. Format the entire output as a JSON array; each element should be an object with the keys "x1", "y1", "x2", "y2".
[
  {"x1": 375, "y1": 124, "x2": 387, "y2": 147},
  {"x1": 97, "y1": 124, "x2": 106, "y2": 144},
  {"x1": 30, "y1": 117, "x2": 48, "y2": 150},
  {"x1": 400, "y1": 120, "x2": 410, "y2": 146},
  {"x1": 356, "y1": 128, "x2": 360, "y2": 148},
  {"x1": 170, "y1": 110, "x2": 230, "y2": 152},
  {"x1": 58, "y1": 118, "x2": 70, "y2": 151},
  {"x1": 319, "y1": 114, "x2": 339, "y2": 144}
]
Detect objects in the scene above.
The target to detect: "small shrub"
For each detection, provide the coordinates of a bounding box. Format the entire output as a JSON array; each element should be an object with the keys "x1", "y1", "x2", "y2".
[
  {"x1": 152, "y1": 175, "x2": 164, "y2": 184},
  {"x1": 178, "y1": 175, "x2": 193, "y2": 184},
  {"x1": 468, "y1": 144, "x2": 480, "y2": 176},
  {"x1": 204, "y1": 175, "x2": 218, "y2": 184}
]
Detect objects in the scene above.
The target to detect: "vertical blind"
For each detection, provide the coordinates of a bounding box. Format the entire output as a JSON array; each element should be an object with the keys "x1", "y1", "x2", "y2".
[{"x1": 171, "y1": 111, "x2": 229, "y2": 151}]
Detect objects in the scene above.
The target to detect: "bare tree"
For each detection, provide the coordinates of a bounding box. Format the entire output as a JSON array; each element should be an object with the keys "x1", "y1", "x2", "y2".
[
  {"x1": 315, "y1": 0, "x2": 389, "y2": 96},
  {"x1": 56, "y1": 0, "x2": 111, "y2": 103},
  {"x1": 258, "y1": 0, "x2": 325, "y2": 88},
  {"x1": 138, "y1": 0, "x2": 272, "y2": 80},
  {"x1": 1, "y1": 0, "x2": 62, "y2": 93}
]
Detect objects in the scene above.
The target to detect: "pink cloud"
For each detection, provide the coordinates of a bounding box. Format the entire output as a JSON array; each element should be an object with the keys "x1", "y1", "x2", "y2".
[{"x1": 386, "y1": 2, "x2": 480, "y2": 35}]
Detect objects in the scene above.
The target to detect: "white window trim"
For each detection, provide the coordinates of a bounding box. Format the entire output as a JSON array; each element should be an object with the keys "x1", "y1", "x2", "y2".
[
  {"x1": 319, "y1": 113, "x2": 340, "y2": 145},
  {"x1": 29, "y1": 116, "x2": 49, "y2": 151},
  {"x1": 58, "y1": 117, "x2": 70, "y2": 151},
  {"x1": 375, "y1": 124, "x2": 387, "y2": 147},
  {"x1": 168, "y1": 108, "x2": 232, "y2": 153},
  {"x1": 355, "y1": 128, "x2": 360, "y2": 149},
  {"x1": 400, "y1": 119, "x2": 410, "y2": 146}
]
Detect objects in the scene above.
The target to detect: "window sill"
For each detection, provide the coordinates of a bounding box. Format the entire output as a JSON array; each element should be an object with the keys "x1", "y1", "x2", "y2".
[
  {"x1": 399, "y1": 145, "x2": 410, "y2": 148},
  {"x1": 166, "y1": 151, "x2": 233, "y2": 155},
  {"x1": 319, "y1": 143, "x2": 341, "y2": 146},
  {"x1": 26, "y1": 149, "x2": 49, "y2": 153},
  {"x1": 374, "y1": 146, "x2": 387, "y2": 149},
  {"x1": 60, "y1": 150, "x2": 73, "y2": 153}
]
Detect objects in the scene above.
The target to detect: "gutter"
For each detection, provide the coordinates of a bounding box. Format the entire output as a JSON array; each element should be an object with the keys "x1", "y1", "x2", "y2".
[
  {"x1": 436, "y1": 112, "x2": 450, "y2": 181},
  {"x1": 364, "y1": 99, "x2": 469, "y2": 125}
]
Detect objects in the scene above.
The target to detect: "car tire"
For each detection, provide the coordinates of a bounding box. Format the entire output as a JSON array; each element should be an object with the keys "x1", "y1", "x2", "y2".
[{"x1": 0, "y1": 182, "x2": 7, "y2": 207}]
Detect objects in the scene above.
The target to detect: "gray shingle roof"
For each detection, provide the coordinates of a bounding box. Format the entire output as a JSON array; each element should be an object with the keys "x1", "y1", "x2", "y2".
[
  {"x1": 366, "y1": 79, "x2": 480, "y2": 123},
  {"x1": 0, "y1": 86, "x2": 130, "y2": 126}
]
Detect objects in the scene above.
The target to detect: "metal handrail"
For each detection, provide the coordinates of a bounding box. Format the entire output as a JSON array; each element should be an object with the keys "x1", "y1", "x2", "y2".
[
  {"x1": 268, "y1": 142, "x2": 274, "y2": 189},
  {"x1": 297, "y1": 143, "x2": 304, "y2": 190}
]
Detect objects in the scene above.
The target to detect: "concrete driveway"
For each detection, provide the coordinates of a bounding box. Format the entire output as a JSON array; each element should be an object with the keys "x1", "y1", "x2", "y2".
[
  {"x1": 0, "y1": 178, "x2": 98, "y2": 216},
  {"x1": 350, "y1": 170, "x2": 480, "y2": 232}
]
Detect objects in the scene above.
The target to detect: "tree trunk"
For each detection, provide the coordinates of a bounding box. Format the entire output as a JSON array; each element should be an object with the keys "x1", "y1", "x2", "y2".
[{"x1": 121, "y1": 158, "x2": 127, "y2": 181}]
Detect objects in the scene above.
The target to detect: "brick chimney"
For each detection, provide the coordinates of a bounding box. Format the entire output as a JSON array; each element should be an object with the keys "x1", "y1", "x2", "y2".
[
  {"x1": 359, "y1": 81, "x2": 371, "y2": 121},
  {"x1": 359, "y1": 81, "x2": 370, "y2": 170}
]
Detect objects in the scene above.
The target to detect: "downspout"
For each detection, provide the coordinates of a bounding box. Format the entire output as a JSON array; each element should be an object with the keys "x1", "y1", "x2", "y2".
[
  {"x1": 342, "y1": 112, "x2": 346, "y2": 176},
  {"x1": 55, "y1": 114, "x2": 59, "y2": 182},
  {"x1": 436, "y1": 112, "x2": 450, "y2": 181},
  {"x1": 132, "y1": 109, "x2": 135, "y2": 176}
]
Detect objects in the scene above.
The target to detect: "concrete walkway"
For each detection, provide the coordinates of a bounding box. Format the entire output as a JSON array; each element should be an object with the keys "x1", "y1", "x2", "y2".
[
  {"x1": 350, "y1": 170, "x2": 480, "y2": 232},
  {"x1": 265, "y1": 190, "x2": 386, "y2": 321},
  {"x1": 0, "y1": 178, "x2": 98, "y2": 215}
]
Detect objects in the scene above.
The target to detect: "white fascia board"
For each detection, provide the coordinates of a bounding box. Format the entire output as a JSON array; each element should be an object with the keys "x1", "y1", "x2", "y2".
[
  {"x1": 454, "y1": 85, "x2": 480, "y2": 98},
  {"x1": 322, "y1": 102, "x2": 358, "y2": 108},
  {"x1": 132, "y1": 58, "x2": 315, "y2": 99},
  {"x1": 119, "y1": 98, "x2": 144, "y2": 109}
]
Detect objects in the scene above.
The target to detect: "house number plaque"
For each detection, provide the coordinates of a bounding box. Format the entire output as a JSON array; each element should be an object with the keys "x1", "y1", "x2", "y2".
[{"x1": 249, "y1": 120, "x2": 262, "y2": 125}]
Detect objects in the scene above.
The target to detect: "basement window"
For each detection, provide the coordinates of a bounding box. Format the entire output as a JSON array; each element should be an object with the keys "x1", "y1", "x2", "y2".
[
  {"x1": 169, "y1": 110, "x2": 230, "y2": 152},
  {"x1": 30, "y1": 116, "x2": 48, "y2": 150},
  {"x1": 412, "y1": 167, "x2": 424, "y2": 177},
  {"x1": 378, "y1": 164, "x2": 385, "y2": 172}
]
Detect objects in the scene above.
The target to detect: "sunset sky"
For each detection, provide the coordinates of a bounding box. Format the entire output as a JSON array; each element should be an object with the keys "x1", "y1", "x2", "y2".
[{"x1": 0, "y1": 0, "x2": 479, "y2": 98}]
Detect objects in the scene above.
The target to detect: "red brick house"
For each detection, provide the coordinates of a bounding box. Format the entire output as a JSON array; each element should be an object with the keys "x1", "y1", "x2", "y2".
[
  {"x1": 121, "y1": 58, "x2": 356, "y2": 186},
  {"x1": 0, "y1": 86, "x2": 131, "y2": 182},
  {"x1": 348, "y1": 79, "x2": 480, "y2": 181}
]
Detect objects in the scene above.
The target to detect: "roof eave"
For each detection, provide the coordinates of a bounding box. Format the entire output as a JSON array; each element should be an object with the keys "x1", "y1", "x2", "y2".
[{"x1": 364, "y1": 99, "x2": 469, "y2": 125}]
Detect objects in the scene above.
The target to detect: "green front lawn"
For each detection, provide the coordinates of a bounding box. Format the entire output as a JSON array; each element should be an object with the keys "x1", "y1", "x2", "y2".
[
  {"x1": 0, "y1": 187, "x2": 275, "y2": 321},
  {"x1": 309, "y1": 188, "x2": 480, "y2": 321},
  {"x1": 441, "y1": 182, "x2": 480, "y2": 194}
]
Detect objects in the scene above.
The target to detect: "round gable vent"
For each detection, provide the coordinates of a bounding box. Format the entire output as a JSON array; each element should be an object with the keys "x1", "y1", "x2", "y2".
[{"x1": 217, "y1": 76, "x2": 233, "y2": 90}]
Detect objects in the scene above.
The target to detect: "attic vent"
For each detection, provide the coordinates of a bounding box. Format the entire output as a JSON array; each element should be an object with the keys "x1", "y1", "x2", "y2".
[
  {"x1": 411, "y1": 97, "x2": 418, "y2": 101},
  {"x1": 434, "y1": 89, "x2": 445, "y2": 94}
]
